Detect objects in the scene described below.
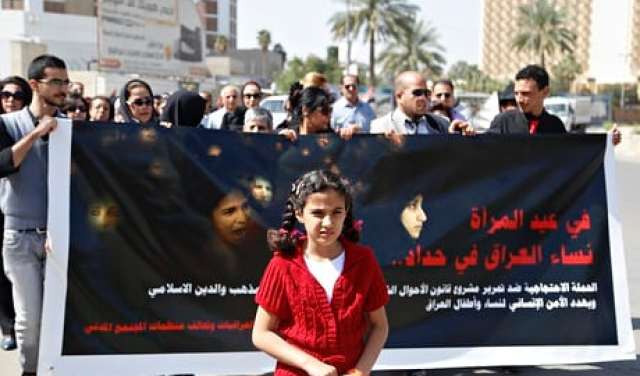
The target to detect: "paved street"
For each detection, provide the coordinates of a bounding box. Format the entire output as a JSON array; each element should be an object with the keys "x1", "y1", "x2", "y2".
[{"x1": 1, "y1": 145, "x2": 639, "y2": 376}]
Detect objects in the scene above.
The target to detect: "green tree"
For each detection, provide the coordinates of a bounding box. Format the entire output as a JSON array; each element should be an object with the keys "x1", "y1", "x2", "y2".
[
  {"x1": 378, "y1": 19, "x2": 445, "y2": 78},
  {"x1": 550, "y1": 54, "x2": 582, "y2": 93},
  {"x1": 512, "y1": 0, "x2": 576, "y2": 68},
  {"x1": 275, "y1": 55, "x2": 343, "y2": 93},
  {"x1": 257, "y1": 30, "x2": 272, "y2": 78},
  {"x1": 447, "y1": 61, "x2": 505, "y2": 93},
  {"x1": 329, "y1": 0, "x2": 419, "y2": 86}
]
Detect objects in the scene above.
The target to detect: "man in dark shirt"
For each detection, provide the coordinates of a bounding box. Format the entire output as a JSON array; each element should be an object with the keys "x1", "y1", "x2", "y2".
[
  {"x1": 489, "y1": 65, "x2": 566, "y2": 134},
  {"x1": 489, "y1": 65, "x2": 621, "y2": 145}
]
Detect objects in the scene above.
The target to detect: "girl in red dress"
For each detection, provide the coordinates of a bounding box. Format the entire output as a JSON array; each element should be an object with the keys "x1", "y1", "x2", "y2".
[{"x1": 253, "y1": 170, "x2": 389, "y2": 376}]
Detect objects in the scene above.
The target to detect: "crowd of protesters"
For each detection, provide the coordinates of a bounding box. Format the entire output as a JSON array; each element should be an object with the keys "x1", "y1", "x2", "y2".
[{"x1": 0, "y1": 53, "x2": 624, "y2": 376}]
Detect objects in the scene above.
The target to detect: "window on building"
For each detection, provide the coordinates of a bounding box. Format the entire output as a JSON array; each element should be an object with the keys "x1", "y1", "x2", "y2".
[
  {"x1": 205, "y1": 17, "x2": 218, "y2": 32},
  {"x1": 44, "y1": 0, "x2": 65, "y2": 13},
  {"x1": 230, "y1": 2, "x2": 237, "y2": 20},
  {"x1": 2, "y1": 0, "x2": 24, "y2": 9},
  {"x1": 204, "y1": 0, "x2": 217, "y2": 14}
]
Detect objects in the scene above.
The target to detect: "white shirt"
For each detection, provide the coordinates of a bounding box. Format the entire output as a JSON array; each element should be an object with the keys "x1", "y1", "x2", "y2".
[
  {"x1": 304, "y1": 251, "x2": 345, "y2": 303},
  {"x1": 203, "y1": 107, "x2": 227, "y2": 129}
]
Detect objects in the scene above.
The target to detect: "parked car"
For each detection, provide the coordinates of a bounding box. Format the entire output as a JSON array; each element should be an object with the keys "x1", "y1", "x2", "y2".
[
  {"x1": 260, "y1": 95, "x2": 288, "y2": 127},
  {"x1": 544, "y1": 96, "x2": 592, "y2": 132}
]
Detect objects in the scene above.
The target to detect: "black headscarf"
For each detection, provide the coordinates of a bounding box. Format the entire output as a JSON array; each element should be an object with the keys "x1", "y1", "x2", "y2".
[
  {"x1": 116, "y1": 79, "x2": 158, "y2": 126},
  {"x1": 160, "y1": 89, "x2": 206, "y2": 127}
]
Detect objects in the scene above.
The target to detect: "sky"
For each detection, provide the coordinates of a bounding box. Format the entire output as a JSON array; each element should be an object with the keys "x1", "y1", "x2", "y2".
[{"x1": 237, "y1": 0, "x2": 482, "y2": 71}]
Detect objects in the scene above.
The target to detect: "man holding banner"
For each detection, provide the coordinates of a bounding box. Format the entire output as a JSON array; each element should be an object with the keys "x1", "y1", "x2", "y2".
[
  {"x1": 0, "y1": 54, "x2": 66, "y2": 376},
  {"x1": 371, "y1": 71, "x2": 474, "y2": 138},
  {"x1": 490, "y1": 64, "x2": 622, "y2": 145}
]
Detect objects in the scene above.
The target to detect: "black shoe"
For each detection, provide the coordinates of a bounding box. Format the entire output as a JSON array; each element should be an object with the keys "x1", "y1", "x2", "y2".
[{"x1": 1, "y1": 331, "x2": 16, "y2": 351}]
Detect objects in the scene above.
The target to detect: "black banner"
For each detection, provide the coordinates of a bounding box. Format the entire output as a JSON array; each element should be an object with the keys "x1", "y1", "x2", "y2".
[{"x1": 62, "y1": 124, "x2": 615, "y2": 356}]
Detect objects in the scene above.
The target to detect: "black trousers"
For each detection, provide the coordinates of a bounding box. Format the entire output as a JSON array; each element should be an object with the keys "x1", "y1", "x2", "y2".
[{"x1": 0, "y1": 214, "x2": 15, "y2": 334}]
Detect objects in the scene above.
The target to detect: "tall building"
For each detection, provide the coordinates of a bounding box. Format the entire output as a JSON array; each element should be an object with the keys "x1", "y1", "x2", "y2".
[
  {"x1": 481, "y1": 0, "x2": 639, "y2": 84},
  {"x1": 201, "y1": 0, "x2": 238, "y2": 52}
]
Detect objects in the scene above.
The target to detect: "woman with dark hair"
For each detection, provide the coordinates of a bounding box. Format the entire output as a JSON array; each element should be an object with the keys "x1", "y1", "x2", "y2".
[
  {"x1": 160, "y1": 89, "x2": 206, "y2": 127},
  {"x1": 241, "y1": 80, "x2": 262, "y2": 110},
  {"x1": 88, "y1": 96, "x2": 113, "y2": 122},
  {"x1": 276, "y1": 81, "x2": 303, "y2": 130},
  {"x1": 278, "y1": 86, "x2": 334, "y2": 141},
  {"x1": 62, "y1": 94, "x2": 89, "y2": 121},
  {"x1": 0, "y1": 76, "x2": 32, "y2": 114},
  {"x1": 115, "y1": 79, "x2": 158, "y2": 126}
]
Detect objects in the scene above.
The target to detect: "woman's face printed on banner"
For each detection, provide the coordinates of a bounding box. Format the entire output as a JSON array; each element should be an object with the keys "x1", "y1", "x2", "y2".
[
  {"x1": 88, "y1": 202, "x2": 120, "y2": 231},
  {"x1": 400, "y1": 194, "x2": 427, "y2": 239},
  {"x1": 250, "y1": 176, "x2": 273, "y2": 204},
  {"x1": 211, "y1": 191, "x2": 250, "y2": 247}
]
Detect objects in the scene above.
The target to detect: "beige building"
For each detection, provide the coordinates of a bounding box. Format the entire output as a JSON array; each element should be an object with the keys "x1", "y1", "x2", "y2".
[{"x1": 481, "y1": 0, "x2": 640, "y2": 84}]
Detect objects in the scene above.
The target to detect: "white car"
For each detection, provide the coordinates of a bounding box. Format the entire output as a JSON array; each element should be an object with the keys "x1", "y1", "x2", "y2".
[{"x1": 260, "y1": 95, "x2": 288, "y2": 127}]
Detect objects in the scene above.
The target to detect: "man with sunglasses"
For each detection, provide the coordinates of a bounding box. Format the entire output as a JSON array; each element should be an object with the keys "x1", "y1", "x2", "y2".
[
  {"x1": 0, "y1": 54, "x2": 66, "y2": 376},
  {"x1": 431, "y1": 79, "x2": 467, "y2": 121},
  {"x1": 371, "y1": 71, "x2": 473, "y2": 138},
  {"x1": 331, "y1": 75, "x2": 376, "y2": 136}
]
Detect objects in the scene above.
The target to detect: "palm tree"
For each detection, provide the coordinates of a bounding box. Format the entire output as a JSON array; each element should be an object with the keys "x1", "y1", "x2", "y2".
[
  {"x1": 511, "y1": 0, "x2": 576, "y2": 68},
  {"x1": 329, "y1": 0, "x2": 419, "y2": 86},
  {"x1": 257, "y1": 29, "x2": 272, "y2": 79},
  {"x1": 378, "y1": 19, "x2": 446, "y2": 78}
]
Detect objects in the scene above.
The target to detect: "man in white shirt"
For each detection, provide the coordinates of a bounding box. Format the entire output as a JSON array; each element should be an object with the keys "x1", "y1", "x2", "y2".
[{"x1": 202, "y1": 85, "x2": 239, "y2": 129}]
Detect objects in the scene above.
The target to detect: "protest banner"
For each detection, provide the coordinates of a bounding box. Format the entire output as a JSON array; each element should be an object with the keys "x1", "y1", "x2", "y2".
[{"x1": 39, "y1": 120, "x2": 634, "y2": 375}]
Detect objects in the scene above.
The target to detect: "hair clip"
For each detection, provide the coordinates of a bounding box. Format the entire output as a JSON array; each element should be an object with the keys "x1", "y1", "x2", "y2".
[{"x1": 353, "y1": 219, "x2": 364, "y2": 232}]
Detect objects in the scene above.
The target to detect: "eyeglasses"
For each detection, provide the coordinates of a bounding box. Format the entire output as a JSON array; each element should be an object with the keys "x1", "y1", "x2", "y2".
[
  {"x1": 244, "y1": 93, "x2": 262, "y2": 99},
  {"x1": 37, "y1": 78, "x2": 71, "y2": 87},
  {"x1": 411, "y1": 89, "x2": 431, "y2": 97},
  {"x1": 129, "y1": 97, "x2": 153, "y2": 107},
  {"x1": 343, "y1": 84, "x2": 357, "y2": 91},
  {"x1": 0, "y1": 91, "x2": 26, "y2": 101},
  {"x1": 435, "y1": 92, "x2": 452, "y2": 99},
  {"x1": 67, "y1": 105, "x2": 87, "y2": 113}
]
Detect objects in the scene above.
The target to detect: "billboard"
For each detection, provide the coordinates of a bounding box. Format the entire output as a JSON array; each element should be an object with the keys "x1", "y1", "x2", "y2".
[{"x1": 97, "y1": 0, "x2": 210, "y2": 78}]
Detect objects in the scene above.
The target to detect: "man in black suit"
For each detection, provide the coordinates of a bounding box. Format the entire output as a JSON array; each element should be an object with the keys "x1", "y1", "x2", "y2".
[
  {"x1": 489, "y1": 65, "x2": 621, "y2": 144},
  {"x1": 489, "y1": 65, "x2": 566, "y2": 134}
]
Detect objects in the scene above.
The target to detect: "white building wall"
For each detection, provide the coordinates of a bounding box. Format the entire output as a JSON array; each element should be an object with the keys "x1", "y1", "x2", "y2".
[
  {"x1": 588, "y1": 0, "x2": 635, "y2": 83},
  {"x1": 0, "y1": 40, "x2": 11, "y2": 76}
]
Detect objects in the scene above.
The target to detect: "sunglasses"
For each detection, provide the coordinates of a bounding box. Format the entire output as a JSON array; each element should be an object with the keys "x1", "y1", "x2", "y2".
[
  {"x1": 315, "y1": 105, "x2": 332, "y2": 116},
  {"x1": 129, "y1": 97, "x2": 153, "y2": 107},
  {"x1": 244, "y1": 93, "x2": 262, "y2": 99},
  {"x1": 343, "y1": 84, "x2": 357, "y2": 91},
  {"x1": 411, "y1": 89, "x2": 431, "y2": 97},
  {"x1": 435, "y1": 92, "x2": 452, "y2": 99},
  {"x1": 37, "y1": 78, "x2": 71, "y2": 87},
  {"x1": 67, "y1": 105, "x2": 87, "y2": 112},
  {"x1": 0, "y1": 91, "x2": 26, "y2": 101}
]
